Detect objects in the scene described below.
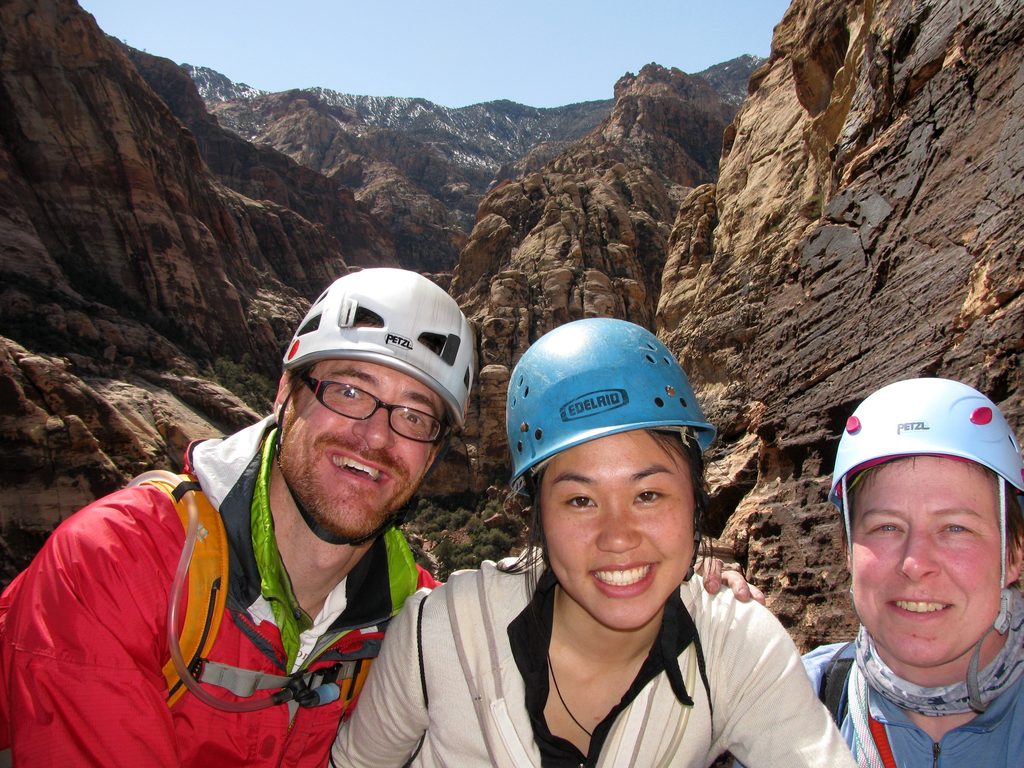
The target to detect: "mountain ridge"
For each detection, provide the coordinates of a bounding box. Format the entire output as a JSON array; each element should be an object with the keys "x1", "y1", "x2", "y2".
[
  {"x1": 173, "y1": 57, "x2": 759, "y2": 272},
  {"x1": 183, "y1": 55, "x2": 761, "y2": 178},
  {"x1": 184, "y1": 54, "x2": 763, "y2": 109}
]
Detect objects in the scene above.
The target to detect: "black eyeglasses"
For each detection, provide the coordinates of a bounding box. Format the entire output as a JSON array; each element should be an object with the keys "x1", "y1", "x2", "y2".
[{"x1": 303, "y1": 376, "x2": 446, "y2": 443}]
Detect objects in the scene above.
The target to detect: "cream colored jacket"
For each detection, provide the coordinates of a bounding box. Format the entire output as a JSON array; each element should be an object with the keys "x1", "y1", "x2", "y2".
[{"x1": 331, "y1": 561, "x2": 856, "y2": 768}]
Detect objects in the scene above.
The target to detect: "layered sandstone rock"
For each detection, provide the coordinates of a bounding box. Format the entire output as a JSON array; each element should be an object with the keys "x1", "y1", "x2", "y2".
[
  {"x1": 0, "y1": 336, "x2": 256, "y2": 584},
  {"x1": 0, "y1": 0, "x2": 355, "y2": 567},
  {"x1": 202, "y1": 90, "x2": 609, "y2": 273},
  {"x1": 451, "y1": 63, "x2": 735, "y2": 484},
  {"x1": 659, "y1": 0, "x2": 1024, "y2": 643},
  {"x1": 125, "y1": 48, "x2": 398, "y2": 272},
  {"x1": 447, "y1": 0, "x2": 1023, "y2": 647},
  {"x1": 0, "y1": 0, "x2": 343, "y2": 378}
]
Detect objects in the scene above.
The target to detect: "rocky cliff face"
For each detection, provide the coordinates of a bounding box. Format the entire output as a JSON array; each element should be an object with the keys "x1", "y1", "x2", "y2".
[
  {"x1": 200, "y1": 88, "x2": 616, "y2": 272},
  {"x1": 203, "y1": 88, "x2": 468, "y2": 272},
  {"x1": 0, "y1": 0, "x2": 361, "y2": 374},
  {"x1": 185, "y1": 59, "x2": 754, "y2": 274},
  {"x1": 0, "y1": 0, "x2": 360, "y2": 582},
  {"x1": 451, "y1": 63, "x2": 735, "y2": 483},
  {"x1": 448, "y1": 0, "x2": 1023, "y2": 647},
  {"x1": 125, "y1": 48, "x2": 397, "y2": 271},
  {"x1": 658, "y1": 0, "x2": 1024, "y2": 644}
]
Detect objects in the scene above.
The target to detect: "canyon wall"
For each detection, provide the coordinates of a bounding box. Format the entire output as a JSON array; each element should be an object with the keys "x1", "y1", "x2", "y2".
[{"x1": 2, "y1": 0, "x2": 1020, "y2": 655}]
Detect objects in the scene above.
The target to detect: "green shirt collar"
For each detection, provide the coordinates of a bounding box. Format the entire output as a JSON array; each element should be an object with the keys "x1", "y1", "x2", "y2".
[{"x1": 251, "y1": 428, "x2": 311, "y2": 669}]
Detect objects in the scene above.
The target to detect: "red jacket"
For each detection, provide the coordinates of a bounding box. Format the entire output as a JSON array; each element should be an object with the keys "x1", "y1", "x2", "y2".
[{"x1": 0, "y1": 419, "x2": 437, "y2": 766}]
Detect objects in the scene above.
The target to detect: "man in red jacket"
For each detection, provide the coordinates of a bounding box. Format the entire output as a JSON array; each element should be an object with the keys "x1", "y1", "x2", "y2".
[{"x1": 0, "y1": 268, "x2": 476, "y2": 766}]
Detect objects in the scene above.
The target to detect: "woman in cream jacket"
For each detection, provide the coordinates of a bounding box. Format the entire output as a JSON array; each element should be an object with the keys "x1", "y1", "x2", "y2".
[{"x1": 331, "y1": 319, "x2": 855, "y2": 768}]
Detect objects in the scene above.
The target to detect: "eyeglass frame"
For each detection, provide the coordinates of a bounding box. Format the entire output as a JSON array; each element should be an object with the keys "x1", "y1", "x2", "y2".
[{"x1": 301, "y1": 374, "x2": 448, "y2": 443}]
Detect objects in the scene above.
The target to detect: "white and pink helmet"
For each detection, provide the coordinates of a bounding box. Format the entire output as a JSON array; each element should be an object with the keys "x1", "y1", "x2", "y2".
[
  {"x1": 830, "y1": 377, "x2": 1023, "y2": 511},
  {"x1": 830, "y1": 377, "x2": 1024, "y2": 630}
]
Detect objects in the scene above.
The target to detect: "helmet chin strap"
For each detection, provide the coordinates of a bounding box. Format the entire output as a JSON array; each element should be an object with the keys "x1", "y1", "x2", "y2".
[
  {"x1": 965, "y1": 480, "x2": 1014, "y2": 713},
  {"x1": 994, "y1": 480, "x2": 1011, "y2": 632}
]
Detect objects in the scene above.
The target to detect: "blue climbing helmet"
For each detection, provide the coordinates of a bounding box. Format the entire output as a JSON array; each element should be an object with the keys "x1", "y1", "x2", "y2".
[{"x1": 506, "y1": 318, "x2": 715, "y2": 491}]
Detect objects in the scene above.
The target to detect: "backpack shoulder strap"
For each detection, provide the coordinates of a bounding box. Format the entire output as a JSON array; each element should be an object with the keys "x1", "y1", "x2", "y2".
[
  {"x1": 445, "y1": 568, "x2": 537, "y2": 766},
  {"x1": 818, "y1": 641, "x2": 855, "y2": 725},
  {"x1": 140, "y1": 475, "x2": 230, "y2": 707}
]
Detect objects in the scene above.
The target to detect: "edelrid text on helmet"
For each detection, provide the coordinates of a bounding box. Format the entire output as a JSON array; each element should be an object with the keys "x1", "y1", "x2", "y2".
[
  {"x1": 506, "y1": 318, "x2": 715, "y2": 490},
  {"x1": 283, "y1": 269, "x2": 476, "y2": 428}
]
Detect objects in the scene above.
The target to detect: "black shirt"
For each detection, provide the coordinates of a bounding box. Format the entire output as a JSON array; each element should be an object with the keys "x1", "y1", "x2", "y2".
[{"x1": 507, "y1": 570, "x2": 705, "y2": 767}]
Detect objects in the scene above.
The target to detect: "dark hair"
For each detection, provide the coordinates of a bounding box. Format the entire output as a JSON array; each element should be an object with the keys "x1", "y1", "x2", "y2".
[{"x1": 499, "y1": 428, "x2": 711, "y2": 591}]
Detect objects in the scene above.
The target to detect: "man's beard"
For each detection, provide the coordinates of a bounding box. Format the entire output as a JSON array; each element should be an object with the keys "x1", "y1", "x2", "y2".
[{"x1": 279, "y1": 434, "x2": 419, "y2": 541}]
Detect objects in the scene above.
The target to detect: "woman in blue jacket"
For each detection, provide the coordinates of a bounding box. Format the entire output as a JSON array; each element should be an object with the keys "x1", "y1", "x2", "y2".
[{"x1": 809, "y1": 378, "x2": 1024, "y2": 766}]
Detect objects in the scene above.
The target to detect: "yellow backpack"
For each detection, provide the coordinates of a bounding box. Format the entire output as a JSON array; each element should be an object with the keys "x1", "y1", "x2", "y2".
[{"x1": 140, "y1": 475, "x2": 230, "y2": 707}]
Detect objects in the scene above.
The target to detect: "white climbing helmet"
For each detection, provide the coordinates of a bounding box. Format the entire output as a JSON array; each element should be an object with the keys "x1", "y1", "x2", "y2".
[
  {"x1": 283, "y1": 268, "x2": 476, "y2": 428},
  {"x1": 830, "y1": 377, "x2": 1024, "y2": 514},
  {"x1": 830, "y1": 377, "x2": 1024, "y2": 638}
]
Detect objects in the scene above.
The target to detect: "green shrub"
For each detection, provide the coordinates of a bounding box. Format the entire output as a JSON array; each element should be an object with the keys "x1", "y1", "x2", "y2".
[
  {"x1": 211, "y1": 355, "x2": 275, "y2": 412},
  {"x1": 407, "y1": 496, "x2": 523, "y2": 581}
]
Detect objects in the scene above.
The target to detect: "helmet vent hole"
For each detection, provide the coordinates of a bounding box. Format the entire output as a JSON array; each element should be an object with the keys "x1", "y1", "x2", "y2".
[
  {"x1": 523, "y1": 387, "x2": 530, "y2": 398},
  {"x1": 351, "y1": 307, "x2": 385, "y2": 328},
  {"x1": 678, "y1": 397, "x2": 688, "y2": 408},
  {"x1": 418, "y1": 332, "x2": 461, "y2": 365},
  {"x1": 517, "y1": 441, "x2": 524, "y2": 453},
  {"x1": 654, "y1": 397, "x2": 665, "y2": 408},
  {"x1": 534, "y1": 428, "x2": 543, "y2": 441},
  {"x1": 645, "y1": 354, "x2": 656, "y2": 364},
  {"x1": 296, "y1": 313, "x2": 322, "y2": 337}
]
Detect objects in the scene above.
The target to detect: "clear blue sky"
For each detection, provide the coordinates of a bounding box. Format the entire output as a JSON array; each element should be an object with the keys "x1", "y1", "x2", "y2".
[{"x1": 80, "y1": 0, "x2": 791, "y2": 108}]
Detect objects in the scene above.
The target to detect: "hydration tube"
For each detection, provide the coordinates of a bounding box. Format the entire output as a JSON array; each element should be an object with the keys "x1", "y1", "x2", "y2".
[{"x1": 130, "y1": 471, "x2": 338, "y2": 712}]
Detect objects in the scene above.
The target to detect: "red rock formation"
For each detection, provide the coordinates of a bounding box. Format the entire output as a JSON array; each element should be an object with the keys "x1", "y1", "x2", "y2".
[
  {"x1": 451, "y1": 64, "x2": 735, "y2": 483},
  {"x1": 204, "y1": 89, "x2": 485, "y2": 273},
  {"x1": 0, "y1": 0, "x2": 360, "y2": 580},
  {"x1": 124, "y1": 51, "x2": 400, "y2": 272},
  {"x1": 659, "y1": 0, "x2": 1024, "y2": 645},
  {"x1": 0, "y1": 0, "x2": 349, "y2": 377}
]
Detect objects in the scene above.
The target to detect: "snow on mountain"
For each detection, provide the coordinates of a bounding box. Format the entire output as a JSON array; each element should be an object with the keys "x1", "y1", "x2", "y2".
[
  {"x1": 183, "y1": 64, "x2": 265, "y2": 102},
  {"x1": 306, "y1": 88, "x2": 614, "y2": 163},
  {"x1": 695, "y1": 54, "x2": 766, "y2": 105}
]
